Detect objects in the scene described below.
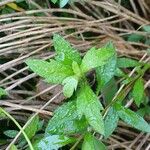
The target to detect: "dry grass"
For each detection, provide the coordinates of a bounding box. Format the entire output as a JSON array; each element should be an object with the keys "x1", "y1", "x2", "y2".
[{"x1": 0, "y1": 0, "x2": 150, "y2": 149}]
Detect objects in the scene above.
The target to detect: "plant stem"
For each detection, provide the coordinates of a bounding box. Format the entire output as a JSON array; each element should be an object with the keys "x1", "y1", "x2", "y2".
[{"x1": 0, "y1": 107, "x2": 34, "y2": 150}]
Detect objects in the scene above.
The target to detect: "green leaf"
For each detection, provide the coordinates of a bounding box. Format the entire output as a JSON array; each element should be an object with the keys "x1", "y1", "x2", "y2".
[
  {"x1": 53, "y1": 34, "x2": 81, "y2": 65},
  {"x1": 45, "y1": 101, "x2": 88, "y2": 136},
  {"x1": 0, "y1": 107, "x2": 7, "y2": 119},
  {"x1": 62, "y1": 76, "x2": 78, "y2": 98},
  {"x1": 37, "y1": 135, "x2": 75, "y2": 150},
  {"x1": 76, "y1": 83, "x2": 104, "y2": 135},
  {"x1": 37, "y1": 120, "x2": 44, "y2": 132},
  {"x1": 50, "y1": 0, "x2": 58, "y2": 4},
  {"x1": 115, "y1": 68, "x2": 126, "y2": 77},
  {"x1": 127, "y1": 34, "x2": 144, "y2": 42},
  {"x1": 136, "y1": 108, "x2": 146, "y2": 117},
  {"x1": 10, "y1": 145, "x2": 18, "y2": 150},
  {"x1": 0, "y1": 88, "x2": 7, "y2": 98},
  {"x1": 60, "y1": 0, "x2": 69, "y2": 7},
  {"x1": 30, "y1": 135, "x2": 44, "y2": 150},
  {"x1": 82, "y1": 133, "x2": 106, "y2": 150},
  {"x1": 81, "y1": 42, "x2": 116, "y2": 73},
  {"x1": 104, "y1": 107, "x2": 119, "y2": 138},
  {"x1": 142, "y1": 25, "x2": 150, "y2": 33},
  {"x1": 26, "y1": 59, "x2": 73, "y2": 84},
  {"x1": 117, "y1": 57, "x2": 139, "y2": 68},
  {"x1": 16, "y1": 0, "x2": 25, "y2": 2},
  {"x1": 137, "y1": 106, "x2": 150, "y2": 117},
  {"x1": 132, "y1": 78, "x2": 144, "y2": 107},
  {"x1": 2, "y1": 6, "x2": 15, "y2": 15},
  {"x1": 96, "y1": 53, "x2": 117, "y2": 90},
  {"x1": 72, "y1": 61, "x2": 82, "y2": 77},
  {"x1": 25, "y1": 115, "x2": 39, "y2": 140},
  {"x1": 114, "y1": 103, "x2": 150, "y2": 133},
  {"x1": 4, "y1": 130, "x2": 19, "y2": 138}
]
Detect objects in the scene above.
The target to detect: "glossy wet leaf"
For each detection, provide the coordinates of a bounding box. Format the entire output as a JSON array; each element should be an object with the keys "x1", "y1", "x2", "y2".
[
  {"x1": 25, "y1": 115, "x2": 39, "y2": 139},
  {"x1": 117, "y1": 57, "x2": 139, "y2": 68},
  {"x1": 62, "y1": 76, "x2": 78, "y2": 98},
  {"x1": 45, "y1": 101, "x2": 88, "y2": 136},
  {"x1": 26, "y1": 59, "x2": 73, "y2": 84},
  {"x1": 81, "y1": 42, "x2": 116, "y2": 73},
  {"x1": 132, "y1": 78, "x2": 144, "y2": 107},
  {"x1": 104, "y1": 107, "x2": 119, "y2": 138},
  {"x1": 4, "y1": 130, "x2": 19, "y2": 138},
  {"x1": 60, "y1": 0, "x2": 70, "y2": 7},
  {"x1": 114, "y1": 103, "x2": 150, "y2": 133},
  {"x1": 96, "y1": 53, "x2": 117, "y2": 90},
  {"x1": 82, "y1": 133, "x2": 106, "y2": 150},
  {"x1": 37, "y1": 135, "x2": 75, "y2": 150},
  {"x1": 76, "y1": 83, "x2": 104, "y2": 135},
  {"x1": 0, "y1": 88, "x2": 7, "y2": 97},
  {"x1": 53, "y1": 34, "x2": 81, "y2": 65}
]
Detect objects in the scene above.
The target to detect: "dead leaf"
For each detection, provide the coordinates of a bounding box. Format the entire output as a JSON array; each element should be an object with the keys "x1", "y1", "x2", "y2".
[{"x1": 36, "y1": 80, "x2": 65, "y2": 104}]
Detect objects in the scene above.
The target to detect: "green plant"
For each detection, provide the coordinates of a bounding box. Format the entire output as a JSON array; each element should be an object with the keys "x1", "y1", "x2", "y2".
[{"x1": 26, "y1": 34, "x2": 150, "y2": 149}]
